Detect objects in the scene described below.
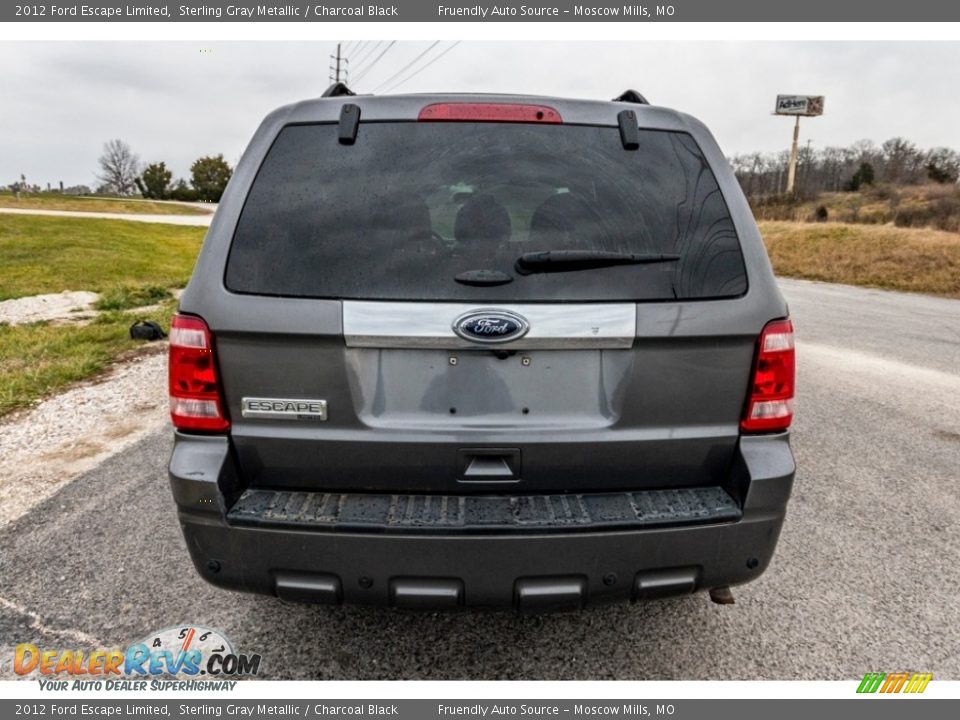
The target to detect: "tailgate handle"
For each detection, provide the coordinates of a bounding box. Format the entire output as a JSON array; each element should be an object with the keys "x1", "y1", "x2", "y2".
[
  {"x1": 464, "y1": 456, "x2": 513, "y2": 478},
  {"x1": 458, "y1": 448, "x2": 521, "y2": 482}
]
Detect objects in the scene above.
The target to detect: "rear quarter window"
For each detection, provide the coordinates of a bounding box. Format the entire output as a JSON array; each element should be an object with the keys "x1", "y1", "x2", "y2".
[{"x1": 225, "y1": 121, "x2": 747, "y2": 302}]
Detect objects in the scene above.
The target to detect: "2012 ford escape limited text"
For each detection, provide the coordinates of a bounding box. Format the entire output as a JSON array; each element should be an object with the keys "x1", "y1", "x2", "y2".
[{"x1": 167, "y1": 85, "x2": 796, "y2": 611}]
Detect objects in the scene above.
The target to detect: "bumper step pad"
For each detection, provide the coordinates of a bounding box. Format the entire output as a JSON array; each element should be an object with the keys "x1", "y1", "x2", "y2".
[{"x1": 227, "y1": 486, "x2": 741, "y2": 534}]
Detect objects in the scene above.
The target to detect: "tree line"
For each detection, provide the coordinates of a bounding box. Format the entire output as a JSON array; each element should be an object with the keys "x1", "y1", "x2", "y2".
[
  {"x1": 96, "y1": 138, "x2": 232, "y2": 202},
  {"x1": 12, "y1": 135, "x2": 960, "y2": 208},
  {"x1": 730, "y1": 137, "x2": 960, "y2": 199}
]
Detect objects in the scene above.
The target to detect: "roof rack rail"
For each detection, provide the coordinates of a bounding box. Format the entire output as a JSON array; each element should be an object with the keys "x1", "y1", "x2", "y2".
[
  {"x1": 613, "y1": 89, "x2": 649, "y2": 105},
  {"x1": 322, "y1": 82, "x2": 356, "y2": 98}
]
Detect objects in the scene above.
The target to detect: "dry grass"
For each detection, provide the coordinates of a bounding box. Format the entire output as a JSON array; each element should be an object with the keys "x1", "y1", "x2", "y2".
[
  {"x1": 752, "y1": 184, "x2": 960, "y2": 231},
  {"x1": 759, "y1": 221, "x2": 960, "y2": 298}
]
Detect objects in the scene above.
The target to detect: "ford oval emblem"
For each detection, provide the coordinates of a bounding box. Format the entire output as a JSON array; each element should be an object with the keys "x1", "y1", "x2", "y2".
[{"x1": 453, "y1": 309, "x2": 530, "y2": 344}]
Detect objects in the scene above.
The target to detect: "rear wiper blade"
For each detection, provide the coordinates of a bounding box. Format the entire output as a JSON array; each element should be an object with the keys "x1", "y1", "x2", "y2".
[{"x1": 515, "y1": 250, "x2": 680, "y2": 275}]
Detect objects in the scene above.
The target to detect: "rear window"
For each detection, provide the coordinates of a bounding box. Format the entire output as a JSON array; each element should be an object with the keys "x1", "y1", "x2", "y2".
[{"x1": 226, "y1": 121, "x2": 747, "y2": 302}]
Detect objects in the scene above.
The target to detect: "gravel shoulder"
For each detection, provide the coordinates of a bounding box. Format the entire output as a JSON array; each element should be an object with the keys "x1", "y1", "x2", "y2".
[
  {"x1": 0, "y1": 291, "x2": 99, "y2": 325},
  {"x1": 0, "y1": 348, "x2": 169, "y2": 528}
]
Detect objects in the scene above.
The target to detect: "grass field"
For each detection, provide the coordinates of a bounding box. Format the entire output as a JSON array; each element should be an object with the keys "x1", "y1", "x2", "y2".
[
  {"x1": 0, "y1": 192, "x2": 211, "y2": 216},
  {"x1": 759, "y1": 221, "x2": 960, "y2": 298},
  {"x1": 0, "y1": 214, "x2": 202, "y2": 416},
  {"x1": 0, "y1": 214, "x2": 205, "y2": 301}
]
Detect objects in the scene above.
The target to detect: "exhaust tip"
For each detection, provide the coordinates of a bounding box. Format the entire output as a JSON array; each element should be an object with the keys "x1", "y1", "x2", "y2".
[{"x1": 709, "y1": 586, "x2": 735, "y2": 605}]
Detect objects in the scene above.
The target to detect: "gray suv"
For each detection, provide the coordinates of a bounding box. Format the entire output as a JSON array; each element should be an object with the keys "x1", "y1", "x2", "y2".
[{"x1": 167, "y1": 86, "x2": 796, "y2": 610}]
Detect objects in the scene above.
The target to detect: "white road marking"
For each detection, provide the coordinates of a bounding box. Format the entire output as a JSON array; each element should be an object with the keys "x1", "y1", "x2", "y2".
[{"x1": 798, "y1": 340, "x2": 960, "y2": 391}]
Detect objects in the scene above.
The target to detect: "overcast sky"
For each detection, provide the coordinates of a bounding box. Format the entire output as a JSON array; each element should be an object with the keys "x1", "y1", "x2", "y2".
[{"x1": 3, "y1": 41, "x2": 960, "y2": 188}]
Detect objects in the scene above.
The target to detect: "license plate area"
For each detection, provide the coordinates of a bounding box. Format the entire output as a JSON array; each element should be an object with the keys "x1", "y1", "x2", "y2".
[{"x1": 347, "y1": 347, "x2": 632, "y2": 430}]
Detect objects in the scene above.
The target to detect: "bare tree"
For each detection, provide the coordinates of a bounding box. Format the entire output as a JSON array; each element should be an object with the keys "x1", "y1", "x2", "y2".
[
  {"x1": 881, "y1": 137, "x2": 922, "y2": 184},
  {"x1": 97, "y1": 139, "x2": 141, "y2": 196},
  {"x1": 925, "y1": 147, "x2": 960, "y2": 184}
]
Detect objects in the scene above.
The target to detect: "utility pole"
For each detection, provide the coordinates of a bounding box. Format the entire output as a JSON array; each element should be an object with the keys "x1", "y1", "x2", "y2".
[{"x1": 329, "y1": 43, "x2": 347, "y2": 84}]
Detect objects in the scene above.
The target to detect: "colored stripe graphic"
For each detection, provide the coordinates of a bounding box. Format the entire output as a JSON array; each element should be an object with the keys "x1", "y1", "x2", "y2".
[
  {"x1": 857, "y1": 672, "x2": 932, "y2": 693},
  {"x1": 904, "y1": 673, "x2": 933, "y2": 693},
  {"x1": 881, "y1": 672, "x2": 909, "y2": 693},
  {"x1": 857, "y1": 672, "x2": 885, "y2": 693}
]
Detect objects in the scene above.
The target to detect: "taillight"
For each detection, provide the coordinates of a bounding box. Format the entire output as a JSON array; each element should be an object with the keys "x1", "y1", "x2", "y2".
[
  {"x1": 418, "y1": 103, "x2": 562, "y2": 124},
  {"x1": 168, "y1": 313, "x2": 230, "y2": 432},
  {"x1": 741, "y1": 318, "x2": 795, "y2": 433}
]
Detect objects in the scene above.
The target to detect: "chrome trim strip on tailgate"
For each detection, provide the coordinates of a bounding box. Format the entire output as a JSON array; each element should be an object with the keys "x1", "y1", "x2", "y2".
[{"x1": 343, "y1": 302, "x2": 636, "y2": 349}]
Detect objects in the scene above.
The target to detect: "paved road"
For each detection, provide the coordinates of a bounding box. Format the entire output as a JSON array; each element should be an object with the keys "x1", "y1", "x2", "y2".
[
  {"x1": 0, "y1": 207, "x2": 213, "y2": 226},
  {"x1": 1, "y1": 278, "x2": 958, "y2": 680}
]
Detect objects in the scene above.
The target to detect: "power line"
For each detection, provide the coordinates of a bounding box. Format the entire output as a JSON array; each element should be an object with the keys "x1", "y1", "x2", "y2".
[
  {"x1": 350, "y1": 41, "x2": 382, "y2": 73},
  {"x1": 341, "y1": 40, "x2": 361, "y2": 55},
  {"x1": 381, "y1": 42, "x2": 461, "y2": 93},
  {"x1": 371, "y1": 41, "x2": 440, "y2": 92},
  {"x1": 352, "y1": 41, "x2": 393, "y2": 81},
  {"x1": 352, "y1": 41, "x2": 397, "y2": 83}
]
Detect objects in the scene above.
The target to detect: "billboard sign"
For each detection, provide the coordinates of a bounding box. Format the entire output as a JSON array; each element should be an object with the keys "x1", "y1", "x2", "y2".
[{"x1": 775, "y1": 95, "x2": 825, "y2": 116}]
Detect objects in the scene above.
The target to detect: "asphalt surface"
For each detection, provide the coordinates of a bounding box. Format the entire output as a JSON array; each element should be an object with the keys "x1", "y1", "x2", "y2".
[{"x1": 1, "y1": 278, "x2": 958, "y2": 680}]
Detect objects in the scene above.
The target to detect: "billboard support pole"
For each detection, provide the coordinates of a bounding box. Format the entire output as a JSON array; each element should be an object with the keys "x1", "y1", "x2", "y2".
[
  {"x1": 786, "y1": 115, "x2": 801, "y2": 195},
  {"x1": 775, "y1": 95, "x2": 823, "y2": 194}
]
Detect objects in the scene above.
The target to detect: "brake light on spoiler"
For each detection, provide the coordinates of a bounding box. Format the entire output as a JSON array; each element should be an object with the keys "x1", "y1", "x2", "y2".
[
  {"x1": 418, "y1": 103, "x2": 563, "y2": 123},
  {"x1": 169, "y1": 313, "x2": 230, "y2": 432},
  {"x1": 741, "y1": 318, "x2": 795, "y2": 433}
]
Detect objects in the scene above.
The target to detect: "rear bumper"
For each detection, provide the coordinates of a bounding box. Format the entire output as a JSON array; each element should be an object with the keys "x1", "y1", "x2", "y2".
[{"x1": 169, "y1": 432, "x2": 794, "y2": 610}]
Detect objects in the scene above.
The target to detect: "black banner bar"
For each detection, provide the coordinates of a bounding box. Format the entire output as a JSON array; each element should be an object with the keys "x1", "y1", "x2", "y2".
[
  {"x1": 0, "y1": 700, "x2": 958, "y2": 720},
  {"x1": 4, "y1": 0, "x2": 960, "y2": 22}
]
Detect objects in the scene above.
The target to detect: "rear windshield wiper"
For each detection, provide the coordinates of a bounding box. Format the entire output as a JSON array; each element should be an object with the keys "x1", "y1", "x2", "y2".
[{"x1": 515, "y1": 250, "x2": 680, "y2": 275}]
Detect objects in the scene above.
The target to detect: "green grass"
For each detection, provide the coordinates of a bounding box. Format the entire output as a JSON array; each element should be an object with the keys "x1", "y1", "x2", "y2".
[
  {"x1": 0, "y1": 191, "x2": 210, "y2": 216},
  {"x1": 94, "y1": 284, "x2": 172, "y2": 311},
  {"x1": 0, "y1": 302, "x2": 175, "y2": 417},
  {"x1": 0, "y1": 214, "x2": 200, "y2": 417},
  {"x1": 0, "y1": 214, "x2": 205, "y2": 300}
]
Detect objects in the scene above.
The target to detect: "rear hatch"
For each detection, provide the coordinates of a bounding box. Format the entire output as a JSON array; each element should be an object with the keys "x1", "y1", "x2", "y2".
[{"x1": 213, "y1": 105, "x2": 755, "y2": 495}]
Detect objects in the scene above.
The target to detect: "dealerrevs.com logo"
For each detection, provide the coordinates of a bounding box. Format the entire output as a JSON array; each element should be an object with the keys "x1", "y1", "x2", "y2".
[{"x1": 14, "y1": 625, "x2": 261, "y2": 688}]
